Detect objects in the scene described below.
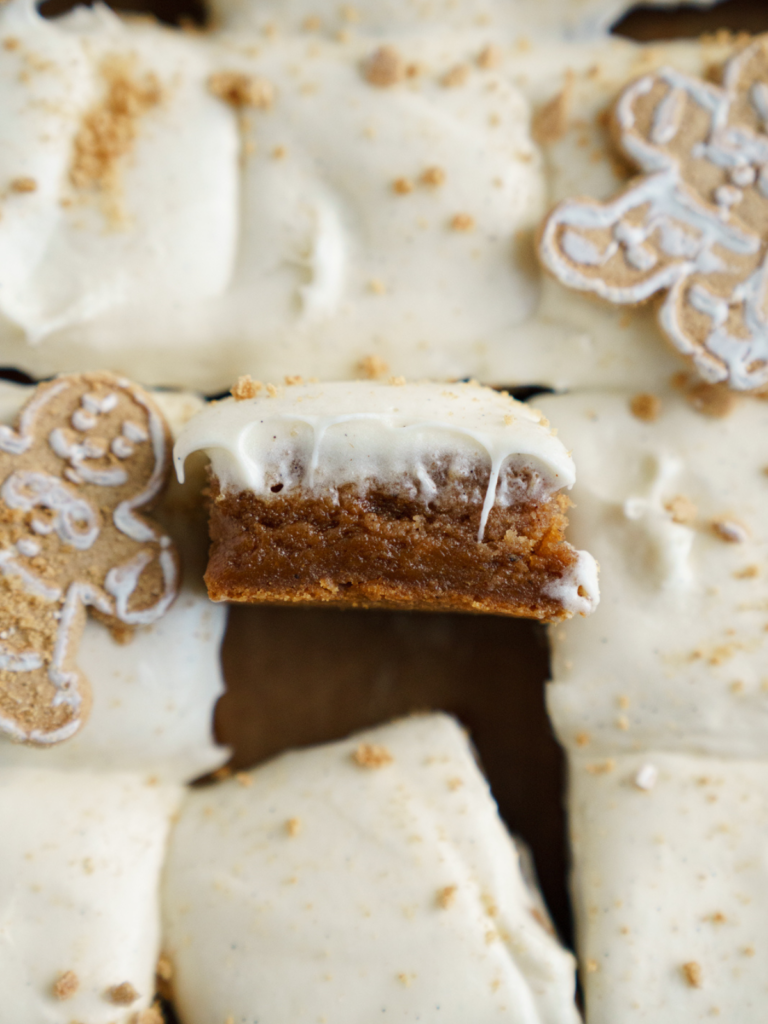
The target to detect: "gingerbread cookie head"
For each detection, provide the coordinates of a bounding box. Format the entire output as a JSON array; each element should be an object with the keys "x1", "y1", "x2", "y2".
[
  {"x1": 0, "y1": 372, "x2": 179, "y2": 745},
  {"x1": 538, "y1": 37, "x2": 768, "y2": 391}
]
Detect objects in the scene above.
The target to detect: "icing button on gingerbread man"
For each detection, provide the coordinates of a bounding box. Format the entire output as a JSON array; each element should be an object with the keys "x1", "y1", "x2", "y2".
[
  {"x1": 538, "y1": 38, "x2": 768, "y2": 391},
  {"x1": 0, "y1": 372, "x2": 179, "y2": 745}
]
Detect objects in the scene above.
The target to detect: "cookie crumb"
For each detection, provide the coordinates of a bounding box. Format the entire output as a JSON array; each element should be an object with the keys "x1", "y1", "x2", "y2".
[
  {"x1": 231, "y1": 375, "x2": 263, "y2": 400},
  {"x1": 235, "y1": 771, "x2": 254, "y2": 787},
  {"x1": 420, "y1": 166, "x2": 446, "y2": 188},
  {"x1": 363, "y1": 46, "x2": 405, "y2": 88},
  {"x1": 532, "y1": 73, "x2": 573, "y2": 144},
  {"x1": 585, "y1": 958, "x2": 599, "y2": 974},
  {"x1": 107, "y1": 982, "x2": 140, "y2": 1005},
  {"x1": 389, "y1": 375, "x2": 406, "y2": 386},
  {"x1": 629, "y1": 393, "x2": 661, "y2": 422},
  {"x1": 392, "y1": 177, "x2": 414, "y2": 195},
  {"x1": 477, "y1": 44, "x2": 502, "y2": 69},
  {"x1": 286, "y1": 816, "x2": 302, "y2": 836},
  {"x1": 70, "y1": 58, "x2": 161, "y2": 203},
  {"x1": 368, "y1": 278, "x2": 386, "y2": 295},
  {"x1": 53, "y1": 971, "x2": 79, "y2": 1000},
  {"x1": 585, "y1": 759, "x2": 615, "y2": 775},
  {"x1": 682, "y1": 961, "x2": 703, "y2": 988},
  {"x1": 672, "y1": 374, "x2": 739, "y2": 418},
  {"x1": 575, "y1": 731, "x2": 591, "y2": 747},
  {"x1": 436, "y1": 885, "x2": 457, "y2": 909},
  {"x1": 357, "y1": 354, "x2": 388, "y2": 379},
  {"x1": 285, "y1": 375, "x2": 304, "y2": 386},
  {"x1": 10, "y1": 176, "x2": 37, "y2": 193},
  {"x1": 441, "y1": 63, "x2": 470, "y2": 88},
  {"x1": 665, "y1": 495, "x2": 697, "y2": 525},
  {"x1": 156, "y1": 955, "x2": 173, "y2": 982},
  {"x1": 208, "y1": 71, "x2": 274, "y2": 109},
  {"x1": 352, "y1": 743, "x2": 393, "y2": 768},
  {"x1": 450, "y1": 213, "x2": 475, "y2": 232}
]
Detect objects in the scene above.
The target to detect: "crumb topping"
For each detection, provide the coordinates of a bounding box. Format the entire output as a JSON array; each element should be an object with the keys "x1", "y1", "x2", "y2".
[
  {"x1": 53, "y1": 971, "x2": 79, "y2": 1000},
  {"x1": 388, "y1": 375, "x2": 406, "y2": 386},
  {"x1": 672, "y1": 373, "x2": 739, "y2": 418},
  {"x1": 363, "y1": 46, "x2": 405, "y2": 88},
  {"x1": 665, "y1": 495, "x2": 697, "y2": 525},
  {"x1": 10, "y1": 176, "x2": 37, "y2": 194},
  {"x1": 208, "y1": 71, "x2": 275, "y2": 110},
  {"x1": 629, "y1": 393, "x2": 662, "y2": 422},
  {"x1": 585, "y1": 759, "x2": 615, "y2": 775},
  {"x1": 450, "y1": 213, "x2": 475, "y2": 232},
  {"x1": 682, "y1": 961, "x2": 703, "y2": 988},
  {"x1": 367, "y1": 278, "x2": 386, "y2": 295},
  {"x1": 441, "y1": 64, "x2": 470, "y2": 88},
  {"x1": 392, "y1": 177, "x2": 414, "y2": 195},
  {"x1": 156, "y1": 954, "x2": 173, "y2": 982},
  {"x1": 286, "y1": 816, "x2": 302, "y2": 836},
  {"x1": 420, "y1": 166, "x2": 446, "y2": 188},
  {"x1": 532, "y1": 73, "x2": 574, "y2": 144},
  {"x1": 70, "y1": 56, "x2": 161, "y2": 220},
  {"x1": 235, "y1": 771, "x2": 254, "y2": 787},
  {"x1": 285, "y1": 375, "x2": 304, "y2": 386},
  {"x1": 352, "y1": 742, "x2": 393, "y2": 768},
  {"x1": 107, "y1": 982, "x2": 140, "y2": 1005},
  {"x1": 231, "y1": 375, "x2": 263, "y2": 401},
  {"x1": 477, "y1": 44, "x2": 502, "y2": 70},
  {"x1": 436, "y1": 884, "x2": 457, "y2": 909},
  {"x1": 357, "y1": 354, "x2": 389, "y2": 379}
]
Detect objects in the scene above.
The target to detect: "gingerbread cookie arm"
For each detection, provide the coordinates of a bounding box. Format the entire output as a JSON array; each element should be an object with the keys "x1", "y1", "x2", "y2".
[{"x1": 0, "y1": 373, "x2": 179, "y2": 745}]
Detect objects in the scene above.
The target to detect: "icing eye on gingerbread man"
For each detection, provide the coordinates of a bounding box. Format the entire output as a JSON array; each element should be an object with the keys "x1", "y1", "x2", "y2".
[
  {"x1": 538, "y1": 38, "x2": 768, "y2": 392},
  {"x1": 0, "y1": 372, "x2": 179, "y2": 746}
]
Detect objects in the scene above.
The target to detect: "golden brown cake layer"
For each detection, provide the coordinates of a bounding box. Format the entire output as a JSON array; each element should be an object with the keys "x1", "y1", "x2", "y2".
[{"x1": 205, "y1": 474, "x2": 581, "y2": 622}]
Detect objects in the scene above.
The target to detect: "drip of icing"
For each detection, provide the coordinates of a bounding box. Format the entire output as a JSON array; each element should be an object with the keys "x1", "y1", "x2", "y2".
[{"x1": 174, "y1": 382, "x2": 576, "y2": 544}]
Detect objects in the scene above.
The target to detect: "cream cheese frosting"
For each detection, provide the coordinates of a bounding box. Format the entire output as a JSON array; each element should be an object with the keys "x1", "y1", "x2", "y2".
[
  {"x1": 0, "y1": 1, "x2": 738, "y2": 392},
  {"x1": 207, "y1": 0, "x2": 719, "y2": 41},
  {"x1": 537, "y1": 386, "x2": 768, "y2": 760},
  {"x1": 0, "y1": 769, "x2": 181, "y2": 1024},
  {"x1": 0, "y1": 381, "x2": 227, "y2": 1021},
  {"x1": 568, "y1": 750, "x2": 768, "y2": 1023},
  {"x1": 162, "y1": 713, "x2": 580, "y2": 1024}
]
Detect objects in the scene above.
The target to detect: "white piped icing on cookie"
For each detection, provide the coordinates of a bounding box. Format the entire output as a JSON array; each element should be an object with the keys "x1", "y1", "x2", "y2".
[
  {"x1": 0, "y1": 374, "x2": 179, "y2": 746},
  {"x1": 539, "y1": 40, "x2": 768, "y2": 391},
  {"x1": 174, "y1": 381, "x2": 576, "y2": 543}
]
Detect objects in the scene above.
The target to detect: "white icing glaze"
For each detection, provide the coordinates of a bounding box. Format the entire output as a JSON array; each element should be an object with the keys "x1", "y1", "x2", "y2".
[
  {"x1": 175, "y1": 381, "x2": 576, "y2": 543},
  {"x1": 569, "y1": 750, "x2": 768, "y2": 1023},
  {"x1": 539, "y1": 387, "x2": 768, "y2": 760},
  {"x1": 540, "y1": 46, "x2": 768, "y2": 390},
  {"x1": 163, "y1": 714, "x2": 580, "y2": 1024},
  {"x1": 0, "y1": 769, "x2": 182, "y2": 1024}
]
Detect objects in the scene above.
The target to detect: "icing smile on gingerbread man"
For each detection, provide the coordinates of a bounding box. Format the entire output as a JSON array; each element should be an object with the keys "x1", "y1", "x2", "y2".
[
  {"x1": 539, "y1": 38, "x2": 768, "y2": 391},
  {"x1": 0, "y1": 372, "x2": 179, "y2": 745}
]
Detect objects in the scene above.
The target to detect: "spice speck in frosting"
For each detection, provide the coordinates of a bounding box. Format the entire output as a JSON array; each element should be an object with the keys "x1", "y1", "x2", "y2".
[{"x1": 352, "y1": 743, "x2": 393, "y2": 768}]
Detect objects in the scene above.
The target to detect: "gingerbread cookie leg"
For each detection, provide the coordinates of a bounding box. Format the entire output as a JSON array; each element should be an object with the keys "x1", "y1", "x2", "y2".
[{"x1": 174, "y1": 379, "x2": 599, "y2": 622}]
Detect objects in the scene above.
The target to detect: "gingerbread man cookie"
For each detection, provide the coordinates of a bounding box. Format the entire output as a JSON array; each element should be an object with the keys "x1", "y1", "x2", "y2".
[
  {"x1": 538, "y1": 38, "x2": 768, "y2": 391},
  {"x1": 0, "y1": 373, "x2": 179, "y2": 745}
]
